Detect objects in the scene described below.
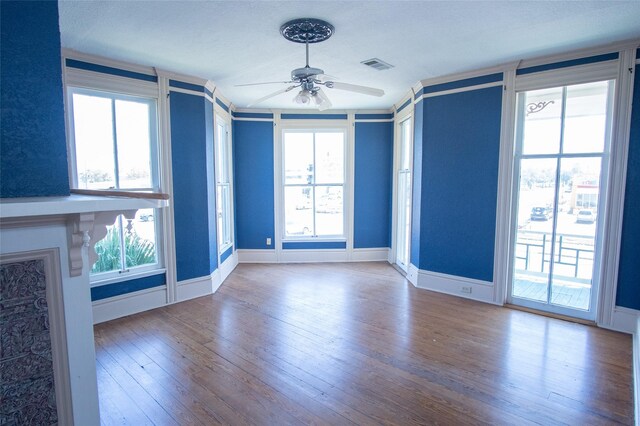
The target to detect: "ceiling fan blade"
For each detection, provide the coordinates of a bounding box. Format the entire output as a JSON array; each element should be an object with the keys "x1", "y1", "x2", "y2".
[
  {"x1": 328, "y1": 81, "x2": 384, "y2": 97},
  {"x1": 248, "y1": 85, "x2": 297, "y2": 107},
  {"x1": 315, "y1": 88, "x2": 332, "y2": 111},
  {"x1": 235, "y1": 81, "x2": 292, "y2": 87},
  {"x1": 315, "y1": 73, "x2": 339, "y2": 82}
]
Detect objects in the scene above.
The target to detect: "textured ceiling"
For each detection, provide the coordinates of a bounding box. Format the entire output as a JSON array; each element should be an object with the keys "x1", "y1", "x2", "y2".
[{"x1": 58, "y1": 1, "x2": 640, "y2": 110}]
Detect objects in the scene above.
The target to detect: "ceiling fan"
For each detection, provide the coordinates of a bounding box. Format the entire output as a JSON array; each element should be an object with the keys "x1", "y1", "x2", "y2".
[{"x1": 237, "y1": 18, "x2": 385, "y2": 111}]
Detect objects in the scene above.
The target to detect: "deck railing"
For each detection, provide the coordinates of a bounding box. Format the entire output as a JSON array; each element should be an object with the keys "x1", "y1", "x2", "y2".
[{"x1": 515, "y1": 231, "x2": 594, "y2": 280}]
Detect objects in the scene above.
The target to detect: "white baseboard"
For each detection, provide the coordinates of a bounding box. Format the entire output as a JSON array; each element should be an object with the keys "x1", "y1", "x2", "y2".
[
  {"x1": 352, "y1": 248, "x2": 390, "y2": 262},
  {"x1": 92, "y1": 286, "x2": 167, "y2": 324},
  {"x1": 410, "y1": 265, "x2": 497, "y2": 305},
  {"x1": 238, "y1": 249, "x2": 277, "y2": 263},
  {"x1": 279, "y1": 249, "x2": 347, "y2": 263},
  {"x1": 176, "y1": 274, "x2": 215, "y2": 302},
  {"x1": 238, "y1": 248, "x2": 390, "y2": 263},
  {"x1": 600, "y1": 306, "x2": 640, "y2": 334},
  {"x1": 634, "y1": 317, "x2": 640, "y2": 426},
  {"x1": 219, "y1": 250, "x2": 239, "y2": 283},
  {"x1": 407, "y1": 263, "x2": 419, "y2": 286}
]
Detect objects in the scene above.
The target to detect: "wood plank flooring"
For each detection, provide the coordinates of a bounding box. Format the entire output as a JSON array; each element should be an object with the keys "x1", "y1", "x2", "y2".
[{"x1": 94, "y1": 262, "x2": 633, "y2": 425}]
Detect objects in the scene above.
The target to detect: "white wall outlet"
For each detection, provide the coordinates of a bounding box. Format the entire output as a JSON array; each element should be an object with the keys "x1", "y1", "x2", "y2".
[
  {"x1": 461, "y1": 286, "x2": 472, "y2": 294},
  {"x1": 266, "y1": 238, "x2": 272, "y2": 246}
]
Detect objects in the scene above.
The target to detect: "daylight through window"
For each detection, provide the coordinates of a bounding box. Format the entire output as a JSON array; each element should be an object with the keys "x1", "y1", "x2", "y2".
[
  {"x1": 68, "y1": 88, "x2": 161, "y2": 276},
  {"x1": 283, "y1": 130, "x2": 345, "y2": 238}
]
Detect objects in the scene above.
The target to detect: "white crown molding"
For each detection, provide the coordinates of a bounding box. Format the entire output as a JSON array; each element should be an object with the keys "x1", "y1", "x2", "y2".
[
  {"x1": 418, "y1": 60, "x2": 517, "y2": 89},
  {"x1": 155, "y1": 68, "x2": 208, "y2": 87},
  {"x1": 62, "y1": 48, "x2": 156, "y2": 76},
  {"x1": 517, "y1": 38, "x2": 640, "y2": 70},
  {"x1": 393, "y1": 88, "x2": 414, "y2": 112}
]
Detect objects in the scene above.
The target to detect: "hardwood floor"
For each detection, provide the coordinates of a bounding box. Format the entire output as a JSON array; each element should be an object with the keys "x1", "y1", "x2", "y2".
[{"x1": 94, "y1": 262, "x2": 633, "y2": 425}]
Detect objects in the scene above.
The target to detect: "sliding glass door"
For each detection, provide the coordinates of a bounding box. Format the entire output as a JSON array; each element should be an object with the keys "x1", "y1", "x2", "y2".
[{"x1": 508, "y1": 80, "x2": 614, "y2": 320}]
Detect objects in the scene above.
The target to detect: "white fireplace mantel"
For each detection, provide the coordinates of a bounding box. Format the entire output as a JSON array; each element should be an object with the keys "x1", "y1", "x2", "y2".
[
  {"x1": 0, "y1": 193, "x2": 168, "y2": 276},
  {"x1": 0, "y1": 193, "x2": 169, "y2": 425}
]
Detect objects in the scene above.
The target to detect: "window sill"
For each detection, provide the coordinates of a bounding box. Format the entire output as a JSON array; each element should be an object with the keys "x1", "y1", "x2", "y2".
[
  {"x1": 90, "y1": 268, "x2": 166, "y2": 288},
  {"x1": 282, "y1": 237, "x2": 346, "y2": 243}
]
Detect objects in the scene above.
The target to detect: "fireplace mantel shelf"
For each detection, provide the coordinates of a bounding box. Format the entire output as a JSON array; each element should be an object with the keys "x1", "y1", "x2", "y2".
[
  {"x1": 0, "y1": 193, "x2": 169, "y2": 219},
  {"x1": 0, "y1": 193, "x2": 170, "y2": 277}
]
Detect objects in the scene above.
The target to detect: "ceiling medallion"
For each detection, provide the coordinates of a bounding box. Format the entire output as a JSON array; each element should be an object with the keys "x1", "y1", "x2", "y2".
[{"x1": 280, "y1": 18, "x2": 334, "y2": 44}]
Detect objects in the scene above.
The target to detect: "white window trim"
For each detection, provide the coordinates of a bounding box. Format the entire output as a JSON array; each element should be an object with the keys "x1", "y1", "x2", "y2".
[
  {"x1": 494, "y1": 49, "x2": 637, "y2": 331},
  {"x1": 214, "y1": 111, "x2": 235, "y2": 257},
  {"x1": 274, "y1": 118, "x2": 353, "y2": 257},
  {"x1": 63, "y1": 64, "x2": 166, "y2": 284},
  {"x1": 280, "y1": 125, "x2": 349, "y2": 241},
  {"x1": 391, "y1": 95, "x2": 414, "y2": 269}
]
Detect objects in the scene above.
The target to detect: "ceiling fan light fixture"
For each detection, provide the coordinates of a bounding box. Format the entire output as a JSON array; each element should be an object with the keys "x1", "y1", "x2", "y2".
[{"x1": 294, "y1": 90, "x2": 312, "y2": 104}]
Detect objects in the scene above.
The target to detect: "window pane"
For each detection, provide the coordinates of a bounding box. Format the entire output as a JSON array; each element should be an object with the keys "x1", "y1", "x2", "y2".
[
  {"x1": 91, "y1": 219, "x2": 122, "y2": 274},
  {"x1": 285, "y1": 186, "x2": 313, "y2": 236},
  {"x1": 520, "y1": 87, "x2": 563, "y2": 155},
  {"x1": 400, "y1": 119, "x2": 412, "y2": 170},
  {"x1": 72, "y1": 94, "x2": 116, "y2": 189},
  {"x1": 316, "y1": 186, "x2": 343, "y2": 236},
  {"x1": 550, "y1": 157, "x2": 600, "y2": 310},
  {"x1": 562, "y1": 81, "x2": 610, "y2": 154},
  {"x1": 115, "y1": 99, "x2": 153, "y2": 189},
  {"x1": 284, "y1": 133, "x2": 313, "y2": 184},
  {"x1": 315, "y1": 132, "x2": 344, "y2": 184},
  {"x1": 216, "y1": 122, "x2": 227, "y2": 183},
  {"x1": 125, "y1": 209, "x2": 157, "y2": 268},
  {"x1": 512, "y1": 158, "x2": 558, "y2": 303}
]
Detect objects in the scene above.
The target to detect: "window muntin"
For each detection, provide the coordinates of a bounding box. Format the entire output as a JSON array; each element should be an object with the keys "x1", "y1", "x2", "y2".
[
  {"x1": 283, "y1": 130, "x2": 345, "y2": 238},
  {"x1": 215, "y1": 117, "x2": 233, "y2": 252},
  {"x1": 68, "y1": 88, "x2": 161, "y2": 278}
]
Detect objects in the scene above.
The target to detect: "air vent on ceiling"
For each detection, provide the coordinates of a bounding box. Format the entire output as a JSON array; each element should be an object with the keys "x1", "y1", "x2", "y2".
[{"x1": 361, "y1": 58, "x2": 394, "y2": 71}]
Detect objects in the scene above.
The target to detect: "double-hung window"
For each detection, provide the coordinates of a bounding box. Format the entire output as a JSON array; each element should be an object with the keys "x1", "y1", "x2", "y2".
[
  {"x1": 215, "y1": 115, "x2": 233, "y2": 252},
  {"x1": 283, "y1": 129, "x2": 345, "y2": 238},
  {"x1": 67, "y1": 87, "x2": 162, "y2": 277}
]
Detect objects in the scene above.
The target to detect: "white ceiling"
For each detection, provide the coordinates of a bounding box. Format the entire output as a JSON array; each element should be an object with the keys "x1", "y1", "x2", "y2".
[{"x1": 58, "y1": 1, "x2": 640, "y2": 111}]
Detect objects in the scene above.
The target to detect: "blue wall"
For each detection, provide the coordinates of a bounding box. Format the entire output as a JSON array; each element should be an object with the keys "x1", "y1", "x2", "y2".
[
  {"x1": 91, "y1": 273, "x2": 166, "y2": 301},
  {"x1": 170, "y1": 92, "x2": 217, "y2": 281},
  {"x1": 616, "y1": 62, "x2": 640, "y2": 310},
  {"x1": 233, "y1": 120, "x2": 275, "y2": 249},
  {"x1": 354, "y1": 122, "x2": 394, "y2": 248},
  {"x1": 415, "y1": 86, "x2": 502, "y2": 282},
  {"x1": 1, "y1": 1, "x2": 69, "y2": 198}
]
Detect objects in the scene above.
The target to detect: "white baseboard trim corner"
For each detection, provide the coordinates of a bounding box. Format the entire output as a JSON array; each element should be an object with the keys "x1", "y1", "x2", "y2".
[
  {"x1": 412, "y1": 267, "x2": 497, "y2": 305},
  {"x1": 92, "y1": 286, "x2": 167, "y2": 324},
  {"x1": 352, "y1": 247, "x2": 390, "y2": 262},
  {"x1": 177, "y1": 274, "x2": 215, "y2": 302},
  {"x1": 237, "y1": 249, "x2": 277, "y2": 263},
  {"x1": 219, "y1": 250, "x2": 239, "y2": 283},
  {"x1": 600, "y1": 306, "x2": 640, "y2": 334}
]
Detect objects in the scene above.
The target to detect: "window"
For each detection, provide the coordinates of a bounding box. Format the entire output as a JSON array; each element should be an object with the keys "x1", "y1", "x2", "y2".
[
  {"x1": 283, "y1": 130, "x2": 345, "y2": 238},
  {"x1": 67, "y1": 88, "x2": 161, "y2": 277},
  {"x1": 215, "y1": 116, "x2": 233, "y2": 252}
]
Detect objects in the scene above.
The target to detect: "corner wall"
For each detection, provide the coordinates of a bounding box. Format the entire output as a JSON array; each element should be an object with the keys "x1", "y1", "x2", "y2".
[{"x1": 0, "y1": 1, "x2": 69, "y2": 197}]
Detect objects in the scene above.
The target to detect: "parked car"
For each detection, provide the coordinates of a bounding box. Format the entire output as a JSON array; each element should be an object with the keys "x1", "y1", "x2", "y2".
[
  {"x1": 530, "y1": 206, "x2": 552, "y2": 221},
  {"x1": 576, "y1": 209, "x2": 596, "y2": 224}
]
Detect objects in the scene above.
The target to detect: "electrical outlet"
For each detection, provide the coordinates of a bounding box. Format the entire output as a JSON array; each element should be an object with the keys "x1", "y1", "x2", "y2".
[
  {"x1": 461, "y1": 286, "x2": 472, "y2": 294},
  {"x1": 266, "y1": 238, "x2": 272, "y2": 246}
]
